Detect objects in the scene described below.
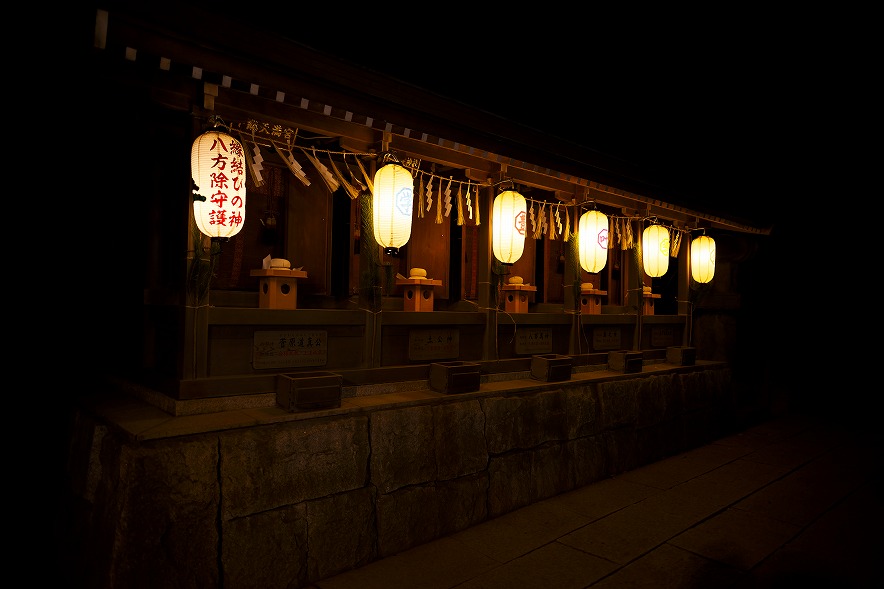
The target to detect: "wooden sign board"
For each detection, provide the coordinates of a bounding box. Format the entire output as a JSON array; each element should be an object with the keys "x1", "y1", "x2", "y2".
[{"x1": 253, "y1": 330, "x2": 328, "y2": 369}]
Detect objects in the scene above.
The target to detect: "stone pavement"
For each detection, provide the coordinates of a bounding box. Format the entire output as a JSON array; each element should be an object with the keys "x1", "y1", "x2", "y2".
[{"x1": 306, "y1": 412, "x2": 882, "y2": 589}]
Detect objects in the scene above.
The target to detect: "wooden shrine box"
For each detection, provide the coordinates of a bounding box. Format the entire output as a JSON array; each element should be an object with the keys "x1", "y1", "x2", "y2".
[
  {"x1": 642, "y1": 292, "x2": 662, "y2": 315},
  {"x1": 276, "y1": 371, "x2": 342, "y2": 412},
  {"x1": 579, "y1": 288, "x2": 607, "y2": 315},
  {"x1": 396, "y1": 278, "x2": 443, "y2": 312},
  {"x1": 530, "y1": 354, "x2": 573, "y2": 382},
  {"x1": 666, "y1": 346, "x2": 696, "y2": 366},
  {"x1": 502, "y1": 284, "x2": 537, "y2": 313},
  {"x1": 250, "y1": 268, "x2": 308, "y2": 310},
  {"x1": 428, "y1": 361, "x2": 481, "y2": 394},
  {"x1": 608, "y1": 350, "x2": 643, "y2": 373}
]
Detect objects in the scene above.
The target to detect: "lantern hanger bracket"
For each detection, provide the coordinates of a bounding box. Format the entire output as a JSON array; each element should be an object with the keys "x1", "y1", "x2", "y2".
[
  {"x1": 492, "y1": 178, "x2": 517, "y2": 192},
  {"x1": 379, "y1": 151, "x2": 406, "y2": 167},
  {"x1": 206, "y1": 114, "x2": 231, "y2": 132}
]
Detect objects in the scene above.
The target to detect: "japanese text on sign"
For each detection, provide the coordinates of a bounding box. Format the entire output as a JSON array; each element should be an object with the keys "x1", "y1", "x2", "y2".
[
  {"x1": 408, "y1": 329, "x2": 459, "y2": 360},
  {"x1": 253, "y1": 330, "x2": 327, "y2": 369},
  {"x1": 515, "y1": 328, "x2": 553, "y2": 354},
  {"x1": 592, "y1": 327, "x2": 622, "y2": 350},
  {"x1": 650, "y1": 326, "x2": 677, "y2": 347}
]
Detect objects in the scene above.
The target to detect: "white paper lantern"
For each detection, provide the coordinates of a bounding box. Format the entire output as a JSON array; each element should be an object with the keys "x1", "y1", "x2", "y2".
[
  {"x1": 491, "y1": 189, "x2": 527, "y2": 264},
  {"x1": 578, "y1": 210, "x2": 609, "y2": 273},
  {"x1": 372, "y1": 161, "x2": 414, "y2": 255},
  {"x1": 642, "y1": 224, "x2": 670, "y2": 277},
  {"x1": 191, "y1": 129, "x2": 247, "y2": 239},
  {"x1": 690, "y1": 235, "x2": 716, "y2": 283}
]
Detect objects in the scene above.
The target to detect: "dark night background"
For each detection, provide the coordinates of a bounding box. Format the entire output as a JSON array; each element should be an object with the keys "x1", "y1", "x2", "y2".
[{"x1": 242, "y1": 14, "x2": 820, "y2": 231}]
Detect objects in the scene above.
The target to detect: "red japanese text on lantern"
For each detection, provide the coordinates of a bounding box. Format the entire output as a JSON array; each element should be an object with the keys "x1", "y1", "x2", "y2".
[
  {"x1": 192, "y1": 129, "x2": 247, "y2": 238},
  {"x1": 514, "y1": 211, "x2": 526, "y2": 235}
]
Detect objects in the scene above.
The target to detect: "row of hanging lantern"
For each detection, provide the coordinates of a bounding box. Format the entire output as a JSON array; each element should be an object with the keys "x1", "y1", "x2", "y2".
[
  {"x1": 639, "y1": 221, "x2": 715, "y2": 283},
  {"x1": 488, "y1": 186, "x2": 715, "y2": 284},
  {"x1": 189, "y1": 130, "x2": 715, "y2": 283}
]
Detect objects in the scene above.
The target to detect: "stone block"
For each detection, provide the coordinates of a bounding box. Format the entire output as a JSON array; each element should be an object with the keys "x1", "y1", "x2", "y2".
[
  {"x1": 223, "y1": 504, "x2": 307, "y2": 588},
  {"x1": 370, "y1": 406, "x2": 436, "y2": 494},
  {"x1": 306, "y1": 488, "x2": 376, "y2": 581},
  {"x1": 434, "y1": 400, "x2": 488, "y2": 479}
]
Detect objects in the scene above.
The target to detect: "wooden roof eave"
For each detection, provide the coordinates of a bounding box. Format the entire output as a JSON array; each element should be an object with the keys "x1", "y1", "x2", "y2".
[{"x1": 94, "y1": 4, "x2": 771, "y2": 236}]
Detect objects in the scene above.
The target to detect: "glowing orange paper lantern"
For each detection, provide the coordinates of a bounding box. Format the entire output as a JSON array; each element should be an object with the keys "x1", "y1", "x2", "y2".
[
  {"x1": 191, "y1": 127, "x2": 247, "y2": 239},
  {"x1": 642, "y1": 224, "x2": 670, "y2": 277},
  {"x1": 492, "y1": 189, "x2": 527, "y2": 264},
  {"x1": 690, "y1": 235, "x2": 716, "y2": 283},
  {"x1": 372, "y1": 160, "x2": 414, "y2": 255},
  {"x1": 578, "y1": 209, "x2": 609, "y2": 273}
]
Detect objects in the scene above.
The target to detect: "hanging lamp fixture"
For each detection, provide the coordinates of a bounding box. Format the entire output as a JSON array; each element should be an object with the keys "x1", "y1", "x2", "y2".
[
  {"x1": 690, "y1": 233, "x2": 716, "y2": 283},
  {"x1": 191, "y1": 119, "x2": 247, "y2": 240},
  {"x1": 642, "y1": 222, "x2": 670, "y2": 277},
  {"x1": 372, "y1": 153, "x2": 414, "y2": 256},
  {"x1": 578, "y1": 207, "x2": 609, "y2": 273},
  {"x1": 491, "y1": 183, "x2": 527, "y2": 264}
]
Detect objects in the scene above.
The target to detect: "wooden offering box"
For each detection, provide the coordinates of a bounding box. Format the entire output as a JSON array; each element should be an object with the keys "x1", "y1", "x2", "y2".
[
  {"x1": 396, "y1": 278, "x2": 443, "y2": 312},
  {"x1": 666, "y1": 346, "x2": 696, "y2": 366},
  {"x1": 608, "y1": 350, "x2": 643, "y2": 373},
  {"x1": 250, "y1": 268, "x2": 308, "y2": 310},
  {"x1": 530, "y1": 354, "x2": 573, "y2": 382},
  {"x1": 276, "y1": 371, "x2": 342, "y2": 412},
  {"x1": 502, "y1": 284, "x2": 537, "y2": 313},
  {"x1": 579, "y1": 287, "x2": 607, "y2": 315},
  {"x1": 642, "y1": 292, "x2": 662, "y2": 315},
  {"x1": 428, "y1": 361, "x2": 480, "y2": 394}
]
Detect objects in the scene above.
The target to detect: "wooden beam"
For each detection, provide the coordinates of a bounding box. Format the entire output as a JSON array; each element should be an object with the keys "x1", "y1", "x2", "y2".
[{"x1": 99, "y1": 14, "x2": 769, "y2": 236}]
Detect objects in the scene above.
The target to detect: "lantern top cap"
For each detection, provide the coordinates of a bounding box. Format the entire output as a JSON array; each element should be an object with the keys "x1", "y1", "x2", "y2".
[
  {"x1": 379, "y1": 152, "x2": 404, "y2": 166},
  {"x1": 205, "y1": 114, "x2": 232, "y2": 134},
  {"x1": 494, "y1": 178, "x2": 519, "y2": 194}
]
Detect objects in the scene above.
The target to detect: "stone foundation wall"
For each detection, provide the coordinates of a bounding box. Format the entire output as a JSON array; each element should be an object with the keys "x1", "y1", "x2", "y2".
[{"x1": 62, "y1": 367, "x2": 735, "y2": 588}]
